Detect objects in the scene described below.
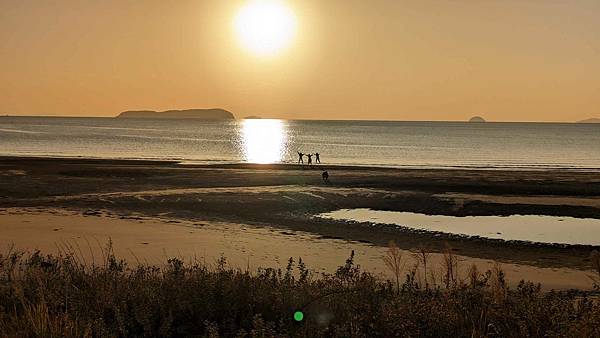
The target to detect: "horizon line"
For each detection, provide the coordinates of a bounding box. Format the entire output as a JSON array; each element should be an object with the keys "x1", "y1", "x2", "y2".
[{"x1": 1, "y1": 114, "x2": 598, "y2": 124}]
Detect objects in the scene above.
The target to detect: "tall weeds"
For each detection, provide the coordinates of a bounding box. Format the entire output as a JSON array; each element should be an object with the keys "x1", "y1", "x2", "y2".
[
  {"x1": 442, "y1": 244, "x2": 459, "y2": 288},
  {"x1": 0, "y1": 245, "x2": 599, "y2": 337},
  {"x1": 590, "y1": 250, "x2": 600, "y2": 289},
  {"x1": 382, "y1": 241, "x2": 404, "y2": 293}
]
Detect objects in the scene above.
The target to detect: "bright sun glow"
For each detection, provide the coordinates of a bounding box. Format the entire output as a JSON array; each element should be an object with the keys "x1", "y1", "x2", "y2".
[{"x1": 234, "y1": 0, "x2": 297, "y2": 57}]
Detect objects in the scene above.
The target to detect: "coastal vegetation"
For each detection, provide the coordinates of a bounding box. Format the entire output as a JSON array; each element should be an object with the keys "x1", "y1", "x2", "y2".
[{"x1": 1, "y1": 242, "x2": 599, "y2": 337}]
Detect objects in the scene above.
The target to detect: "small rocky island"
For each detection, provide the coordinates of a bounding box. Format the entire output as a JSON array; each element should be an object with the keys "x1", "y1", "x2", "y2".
[
  {"x1": 577, "y1": 118, "x2": 600, "y2": 123},
  {"x1": 117, "y1": 109, "x2": 235, "y2": 120},
  {"x1": 468, "y1": 116, "x2": 486, "y2": 123}
]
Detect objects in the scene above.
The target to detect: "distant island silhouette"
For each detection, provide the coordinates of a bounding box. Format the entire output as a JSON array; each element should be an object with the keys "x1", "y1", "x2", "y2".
[
  {"x1": 117, "y1": 109, "x2": 235, "y2": 120},
  {"x1": 244, "y1": 115, "x2": 262, "y2": 119},
  {"x1": 468, "y1": 116, "x2": 486, "y2": 123},
  {"x1": 577, "y1": 118, "x2": 600, "y2": 124}
]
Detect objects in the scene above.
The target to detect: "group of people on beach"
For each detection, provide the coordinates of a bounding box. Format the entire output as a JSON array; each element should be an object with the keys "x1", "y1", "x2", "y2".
[
  {"x1": 297, "y1": 151, "x2": 329, "y2": 182},
  {"x1": 297, "y1": 151, "x2": 321, "y2": 165}
]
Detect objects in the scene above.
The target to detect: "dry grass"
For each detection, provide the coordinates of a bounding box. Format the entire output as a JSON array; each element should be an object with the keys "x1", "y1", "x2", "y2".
[{"x1": 1, "y1": 243, "x2": 599, "y2": 337}]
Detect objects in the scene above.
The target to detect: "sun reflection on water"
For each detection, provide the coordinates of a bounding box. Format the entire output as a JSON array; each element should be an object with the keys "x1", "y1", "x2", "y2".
[{"x1": 240, "y1": 119, "x2": 287, "y2": 163}]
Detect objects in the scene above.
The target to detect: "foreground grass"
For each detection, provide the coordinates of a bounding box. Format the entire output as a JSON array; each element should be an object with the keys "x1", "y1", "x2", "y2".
[{"x1": 1, "y1": 243, "x2": 599, "y2": 337}]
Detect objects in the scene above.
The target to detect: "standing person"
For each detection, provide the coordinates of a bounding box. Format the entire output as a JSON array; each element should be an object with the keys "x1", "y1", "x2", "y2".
[
  {"x1": 297, "y1": 151, "x2": 304, "y2": 164},
  {"x1": 307, "y1": 153, "x2": 313, "y2": 165},
  {"x1": 315, "y1": 152, "x2": 321, "y2": 164},
  {"x1": 322, "y1": 170, "x2": 329, "y2": 182}
]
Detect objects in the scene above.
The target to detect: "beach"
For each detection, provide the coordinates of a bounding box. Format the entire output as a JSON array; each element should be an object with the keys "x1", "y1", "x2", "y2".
[
  {"x1": 4, "y1": 2, "x2": 600, "y2": 334},
  {"x1": 1, "y1": 156, "x2": 599, "y2": 289}
]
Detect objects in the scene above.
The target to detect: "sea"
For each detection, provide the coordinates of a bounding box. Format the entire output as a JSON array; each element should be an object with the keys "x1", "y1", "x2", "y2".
[{"x1": 1, "y1": 116, "x2": 599, "y2": 170}]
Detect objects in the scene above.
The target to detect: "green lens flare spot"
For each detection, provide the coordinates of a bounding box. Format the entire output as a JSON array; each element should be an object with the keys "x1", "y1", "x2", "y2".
[{"x1": 294, "y1": 311, "x2": 304, "y2": 322}]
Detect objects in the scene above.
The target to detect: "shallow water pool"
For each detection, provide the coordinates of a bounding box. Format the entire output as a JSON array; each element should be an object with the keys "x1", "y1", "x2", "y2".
[{"x1": 318, "y1": 209, "x2": 600, "y2": 245}]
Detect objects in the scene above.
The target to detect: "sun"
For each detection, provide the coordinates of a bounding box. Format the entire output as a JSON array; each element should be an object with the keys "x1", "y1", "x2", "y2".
[{"x1": 234, "y1": 0, "x2": 297, "y2": 57}]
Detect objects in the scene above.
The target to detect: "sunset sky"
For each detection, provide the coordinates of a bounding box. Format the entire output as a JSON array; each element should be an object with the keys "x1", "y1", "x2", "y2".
[{"x1": 1, "y1": 0, "x2": 599, "y2": 121}]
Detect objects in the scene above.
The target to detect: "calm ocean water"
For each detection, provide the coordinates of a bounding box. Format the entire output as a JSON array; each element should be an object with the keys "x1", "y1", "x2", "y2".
[{"x1": 1, "y1": 116, "x2": 599, "y2": 170}]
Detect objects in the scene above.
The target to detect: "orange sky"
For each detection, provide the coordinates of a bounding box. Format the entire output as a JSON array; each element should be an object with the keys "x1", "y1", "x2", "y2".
[{"x1": 1, "y1": 0, "x2": 599, "y2": 121}]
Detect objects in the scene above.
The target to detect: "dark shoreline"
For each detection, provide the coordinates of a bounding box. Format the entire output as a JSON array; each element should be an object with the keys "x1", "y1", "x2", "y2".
[
  {"x1": 2, "y1": 155, "x2": 600, "y2": 173},
  {"x1": 1, "y1": 155, "x2": 600, "y2": 270}
]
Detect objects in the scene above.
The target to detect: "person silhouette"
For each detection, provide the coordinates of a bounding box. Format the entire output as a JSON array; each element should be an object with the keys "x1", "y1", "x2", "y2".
[
  {"x1": 307, "y1": 153, "x2": 313, "y2": 165},
  {"x1": 297, "y1": 151, "x2": 304, "y2": 164},
  {"x1": 322, "y1": 170, "x2": 329, "y2": 182},
  {"x1": 315, "y1": 152, "x2": 321, "y2": 164}
]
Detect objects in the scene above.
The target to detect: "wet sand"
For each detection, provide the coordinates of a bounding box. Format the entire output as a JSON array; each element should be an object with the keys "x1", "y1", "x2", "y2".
[
  {"x1": 1, "y1": 156, "x2": 599, "y2": 287},
  {"x1": 0, "y1": 208, "x2": 595, "y2": 290}
]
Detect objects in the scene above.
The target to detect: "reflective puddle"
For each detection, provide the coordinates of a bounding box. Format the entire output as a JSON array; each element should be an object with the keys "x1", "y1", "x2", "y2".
[{"x1": 318, "y1": 209, "x2": 600, "y2": 245}]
